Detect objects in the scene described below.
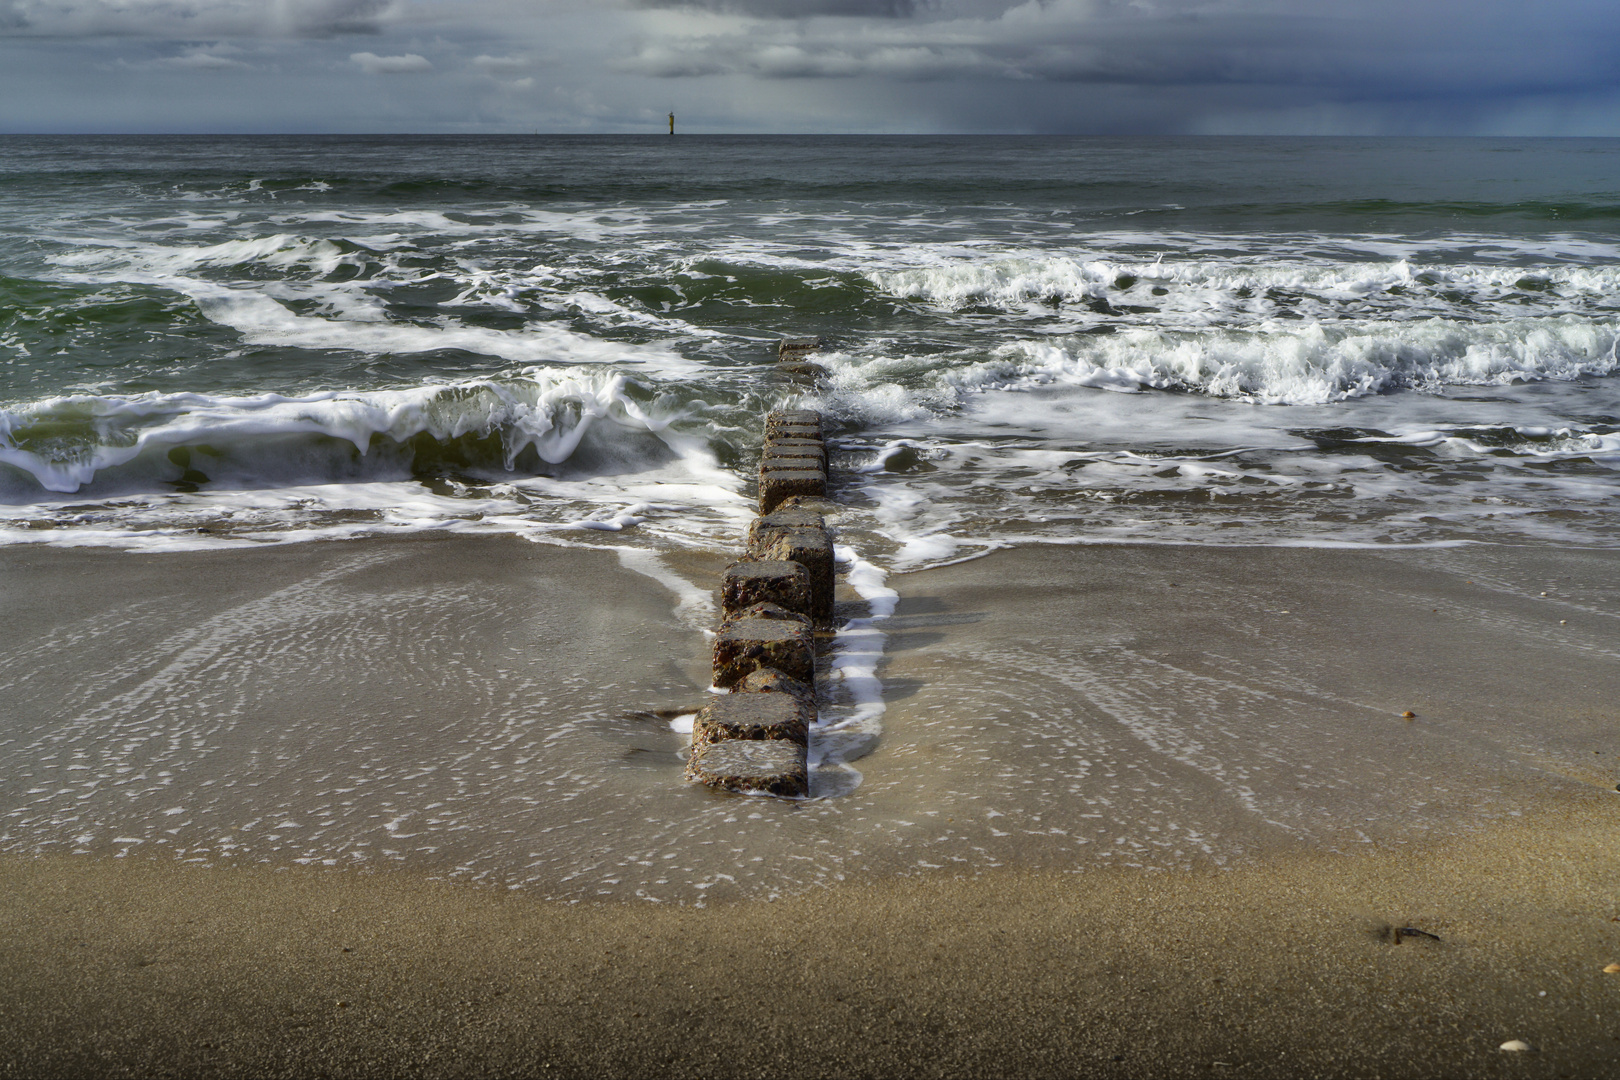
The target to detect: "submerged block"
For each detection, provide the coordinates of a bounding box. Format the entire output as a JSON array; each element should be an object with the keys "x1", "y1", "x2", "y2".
[
  {"x1": 748, "y1": 507, "x2": 826, "y2": 547},
  {"x1": 759, "y1": 467, "x2": 826, "y2": 514},
  {"x1": 712, "y1": 616, "x2": 815, "y2": 688},
  {"x1": 721, "y1": 560, "x2": 811, "y2": 620},
  {"x1": 777, "y1": 339, "x2": 821, "y2": 361},
  {"x1": 691, "y1": 692, "x2": 810, "y2": 747},
  {"x1": 749, "y1": 527, "x2": 834, "y2": 622},
  {"x1": 686, "y1": 739, "x2": 808, "y2": 798}
]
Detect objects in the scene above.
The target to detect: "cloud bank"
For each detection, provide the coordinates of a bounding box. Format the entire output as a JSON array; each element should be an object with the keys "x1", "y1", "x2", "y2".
[{"x1": 1, "y1": 0, "x2": 1618, "y2": 133}]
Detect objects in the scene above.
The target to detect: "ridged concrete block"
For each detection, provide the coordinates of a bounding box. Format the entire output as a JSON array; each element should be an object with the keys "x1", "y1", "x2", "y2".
[
  {"x1": 764, "y1": 433, "x2": 827, "y2": 458},
  {"x1": 721, "y1": 560, "x2": 811, "y2": 620},
  {"x1": 766, "y1": 424, "x2": 822, "y2": 444},
  {"x1": 738, "y1": 666, "x2": 816, "y2": 708},
  {"x1": 761, "y1": 444, "x2": 827, "y2": 472},
  {"x1": 712, "y1": 617, "x2": 815, "y2": 687},
  {"x1": 748, "y1": 507, "x2": 826, "y2": 547},
  {"x1": 765, "y1": 411, "x2": 822, "y2": 440},
  {"x1": 759, "y1": 467, "x2": 826, "y2": 514},
  {"x1": 691, "y1": 692, "x2": 810, "y2": 747},
  {"x1": 686, "y1": 739, "x2": 808, "y2": 798},
  {"x1": 750, "y1": 527, "x2": 834, "y2": 622}
]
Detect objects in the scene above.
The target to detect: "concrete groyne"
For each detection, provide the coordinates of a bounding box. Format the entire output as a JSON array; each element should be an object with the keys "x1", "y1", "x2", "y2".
[{"x1": 685, "y1": 406, "x2": 832, "y2": 799}]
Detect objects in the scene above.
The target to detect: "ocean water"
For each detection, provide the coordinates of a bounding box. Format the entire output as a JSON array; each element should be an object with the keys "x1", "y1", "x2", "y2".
[
  {"x1": 3, "y1": 135, "x2": 1618, "y2": 565},
  {"x1": 4, "y1": 136, "x2": 1620, "y2": 882}
]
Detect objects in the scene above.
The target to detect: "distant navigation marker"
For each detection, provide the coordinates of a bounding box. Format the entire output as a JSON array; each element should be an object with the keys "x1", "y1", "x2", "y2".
[{"x1": 669, "y1": 111, "x2": 675, "y2": 135}]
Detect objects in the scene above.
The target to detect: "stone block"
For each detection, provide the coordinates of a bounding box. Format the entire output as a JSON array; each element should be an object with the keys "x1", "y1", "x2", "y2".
[
  {"x1": 712, "y1": 617, "x2": 815, "y2": 687},
  {"x1": 766, "y1": 408, "x2": 821, "y2": 426},
  {"x1": 748, "y1": 507, "x2": 826, "y2": 545},
  {"x1": 723, "y1": 601, "x2": 811, "y2": 628},
  {"x1": 764, "y1": 434, "x2": 827, "y2": 455},
  {"x1": 766, "y1": 423, "x2": 822, "y2": 443},
  {"x1": 761, "y1": 444, "x2": 827, "y2": 471},
  {"x1": 765, "y1": 412, "x2": 822, "y2": 440},
  {"x1": 685, "y1": 739, "x2": 808, "y2": 798},
  {"x1": 759, "y1": 467, "x2": 826, "y2": 514},
  {"x1": 749, "y1": 527, "x2": 834, "y2": 622},
  {"x1": 738, "y1": 666, "x2": 817, "y2": 708},
  {"x1": 691, "y1": 692, "x2": 810, "y2": 747},
  {"x1": 721, "y1": 560, "x2": 811, "y2": 620}
]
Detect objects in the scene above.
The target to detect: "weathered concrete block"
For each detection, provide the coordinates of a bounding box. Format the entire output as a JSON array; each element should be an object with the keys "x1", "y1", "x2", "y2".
[
  {"x1": 749, "y1": 527, "x2": 834, "y2": 622},
  {"x1": 686, "y1": 739, "x2": 808, "y2": 798},
  {"x1": 691, "y1": 692, "x2": 810, "y2": 747},
  {"x1": 712, "y1": 616, "x2": 815, "y2": 687},
  {"x1": 721, "y1": 560, "x2": 811, "y2": 620},
  {"x1": 766, "y1": 424, "x2": 822, "y2": 444},
  {"x1": 738, "y1": 666, "x2": 817, "y2": 708},
  {"x1": 761, "y1": 444, "x2": 827, "y2": 471},
  {"x1": 767, "y1": 408, "x2": 821, "y2": 427},
  {"x1": 759, "y1": 467, "x2": 826, "y2": 514},
  {"x1": 723, "y1": 601, "x2": 811, "y2": 628},
  {"x1": 765, "y1": 413, "x2": 822, "y2": 441},
  {"x1": 747, "y1": 507, "x2": 826, "y2": 547},
  {"x1": 764, "y1": 434, "x2": 827, "y2": 456}
]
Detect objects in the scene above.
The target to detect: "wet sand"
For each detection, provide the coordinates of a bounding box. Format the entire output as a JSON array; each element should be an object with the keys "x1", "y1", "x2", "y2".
[{"x1": 2, "y1": 535, "x2": 1619, "y2": 1076}]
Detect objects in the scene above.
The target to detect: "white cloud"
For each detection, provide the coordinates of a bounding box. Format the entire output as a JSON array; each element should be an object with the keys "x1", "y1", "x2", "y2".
[
  {"x1": 473, "y1": 54, "x2": 528, "y2": 72},
  {"x1": 154, "y1": 44, "x2": 251, "y2": 70},
  {"x1": 351, "y1": 50, "x2": 432, "y2": 74}
]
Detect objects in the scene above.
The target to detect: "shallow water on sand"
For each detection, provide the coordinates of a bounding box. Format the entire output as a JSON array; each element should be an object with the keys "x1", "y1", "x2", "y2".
[{"x1": 3, "y1": 538, "x2": 1614, "y2": 901}]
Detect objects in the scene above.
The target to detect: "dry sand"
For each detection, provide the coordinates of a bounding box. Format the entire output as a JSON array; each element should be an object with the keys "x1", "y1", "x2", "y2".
[
  {"x1": 3, "y1": 815, "x2": 1618, "y2": 1079},
  {"x1": 2, "y1": 535, "x2": 1618, "y2": 1077}
]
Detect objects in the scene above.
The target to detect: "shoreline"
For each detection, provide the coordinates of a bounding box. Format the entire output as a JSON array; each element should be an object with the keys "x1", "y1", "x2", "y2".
[{"x1": 3, "y1": 533, "x2": 1618, "y2": 1074}]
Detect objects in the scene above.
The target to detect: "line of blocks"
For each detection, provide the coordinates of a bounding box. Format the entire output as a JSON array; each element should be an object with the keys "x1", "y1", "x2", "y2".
[{"x1": 685, "y1": 407, "x2": 831, "y2": 799}]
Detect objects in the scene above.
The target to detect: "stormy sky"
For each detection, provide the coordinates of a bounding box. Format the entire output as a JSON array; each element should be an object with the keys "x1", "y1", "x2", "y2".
[{"x1": 2, "y1": 0, "x2": 1618, "y2": 134}]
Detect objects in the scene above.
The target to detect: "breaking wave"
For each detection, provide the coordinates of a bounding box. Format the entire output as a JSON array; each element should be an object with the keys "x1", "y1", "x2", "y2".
[{"x1": 0, "y1": 368, "x2": 682, "y2": 496}]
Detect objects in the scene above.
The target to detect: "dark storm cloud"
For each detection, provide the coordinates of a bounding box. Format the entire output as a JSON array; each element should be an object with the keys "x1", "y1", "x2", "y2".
[
  {"x1": 618, "y1": 0, "x2": 1620, "y2": 101},
  {"x1": 632, "y1": 0, "x2": 926, "y2": 18},
  {"x1": 2, "y1": 0, "x2": 1619, "y2": 133},
  {"x1": 1, "y1": 0, "x2": 395, "y2": 38}
]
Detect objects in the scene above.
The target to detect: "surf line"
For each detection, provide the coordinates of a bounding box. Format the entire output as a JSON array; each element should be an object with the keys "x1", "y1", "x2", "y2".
[{"x1": 684, "y1": 337, "x2": 886, "y2": 798}]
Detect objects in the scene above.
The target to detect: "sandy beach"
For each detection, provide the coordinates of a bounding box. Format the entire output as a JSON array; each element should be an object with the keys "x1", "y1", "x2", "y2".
[{"x1": 3, "y1": 535, "x2": 1618, "y2": 1077}]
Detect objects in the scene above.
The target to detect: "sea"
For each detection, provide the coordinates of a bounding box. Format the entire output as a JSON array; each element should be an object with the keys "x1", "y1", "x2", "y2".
[
  {"x1": 4, "y1": 137, "x2": 1620, "y2": 888},
  {"x1": 2, "y1": 135, "x2": 1619, "y2": 565}
]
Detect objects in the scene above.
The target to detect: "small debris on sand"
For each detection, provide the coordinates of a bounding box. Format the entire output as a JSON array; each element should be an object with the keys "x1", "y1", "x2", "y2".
[
  {"x1": 1499, "y1": 1040, "x2": 1533, "y2": 1052},
  {"x1": 1401, "y1": 711, "x2": 1416, "y2": 719},
  {"x1": 1603, "y1": 963, "x2": 1620, "y2": 974}
]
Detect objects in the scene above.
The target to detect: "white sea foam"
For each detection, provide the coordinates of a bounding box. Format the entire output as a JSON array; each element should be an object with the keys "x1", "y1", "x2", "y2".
[
  {"x1": 807, "y1": 316, "x2": 1620, "y2": 410},
  {"x1": 43, "y1": 234, "x2": 701, "y2": 374},
  {"x1": 809, "y1": 544, "x2": 897, "y2": 796}
]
